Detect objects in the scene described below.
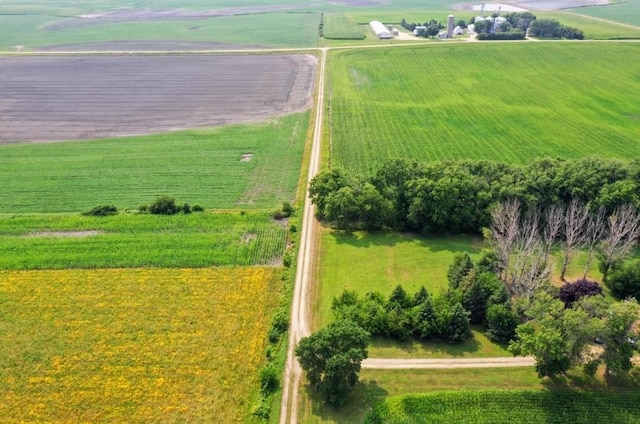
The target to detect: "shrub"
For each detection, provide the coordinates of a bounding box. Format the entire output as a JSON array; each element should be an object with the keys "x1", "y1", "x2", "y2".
[
  {"x1": 138, "y1": 204, "x2": 148, "y2": 213},
  {"x1": 485, "y1": 304, "x2": 518, "y2": 343},
  {"x1": 272, "y1": 209, "x2": 285, "y2": 220},
  {"x1": 82, "y1": 205, "x2": 117, "y2": 217},
  {"x1": 283, "y1": 252, "x2": 293, "y2": 268},
  {"x1": 282, "y1": 201, "x2": 294, "y2": 217},
  {"x1": 149, "y1": 196, "x2": 179, "y2": 215},
  {"x1": 181, "y1": 203, "x2": 192, "y2": 214},
  {"x1": 192, "y1": 204, "x2": 204, "y2": 212},
  {"x1": 605, "y1": 260, "x2": 640, "y2": 300},
  {"x1": 268, "y1": 308, "x2": 289, "y2": 343},
  {"x1": 558, "y1": 279, "x2": 603, "y2": 307},
  {"x1": 259, "y1": 364, "x2": 279, "y2": 396}
]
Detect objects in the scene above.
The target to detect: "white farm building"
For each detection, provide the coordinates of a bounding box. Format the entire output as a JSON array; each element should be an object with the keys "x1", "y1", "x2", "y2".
[{"x1": 369, "y1": 21, "x2": 392, "y2": 39}]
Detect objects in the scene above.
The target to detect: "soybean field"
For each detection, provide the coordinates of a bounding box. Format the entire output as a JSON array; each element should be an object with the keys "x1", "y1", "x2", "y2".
[
  {"x1": 328, "y1": 43, "x2": 640, "y2": 175},
  {"x1": 0, "y1": 113, "x2": 309, "y2": 212}
]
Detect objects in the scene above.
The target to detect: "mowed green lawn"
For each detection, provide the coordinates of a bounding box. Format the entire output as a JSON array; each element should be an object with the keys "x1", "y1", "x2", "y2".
[
  {"x1": 0, "y1": 212, "x2": 287, "y2": 269},
  {"x1": 0, "y1": 113, "x2": 308, "y2": 213},
  {"x1": 328, "y1": 43, "x2": 640, "y2": 175},
  {"x1": 314, "y1": 230, "x2": 482, "y2": 328}
]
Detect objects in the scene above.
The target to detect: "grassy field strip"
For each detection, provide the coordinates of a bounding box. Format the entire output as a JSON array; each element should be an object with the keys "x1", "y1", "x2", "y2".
[
  {"x1": 0, "y1": 112, "x2": 309, "y2": 212},
  {"x1": 0, "y1": 213, "x2": 286, "y2": 269},
  {"x1": 328, "y1": 43, "x2": 640, "y2": 175},
  {"x1": 0, "y1": 267, "x2": 282, "y2": 422}
]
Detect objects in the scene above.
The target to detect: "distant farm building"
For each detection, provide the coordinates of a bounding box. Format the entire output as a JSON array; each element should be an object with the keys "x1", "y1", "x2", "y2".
[{"x1": 370, "y1": 21, "x2": 392, "y2": 39}]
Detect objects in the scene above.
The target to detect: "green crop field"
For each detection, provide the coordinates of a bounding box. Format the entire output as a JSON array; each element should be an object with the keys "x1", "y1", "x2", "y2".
[
  {"x1": 534, "y1": 10, "x2": 640, "y2": 39},
  {"x1": 0, "y1": 212, "x2": 287, "y2": 269},
  {"x1": 0, "y1": 13, "x2": 322, "y2": 51},
  {"x1": 366, "y1": 390, "x2": 640, "y2": 423},
  {"x1": 328, "y1": 43, "x2": 640, "y2": 175},
  {"x1": 0, "y1": 113, "x2": 308, "y2": 213},
  {"x1": 566, "y1": 0, "x2": 640, "y2": 28},
  {"x1": 322, "y1": 13, "x2": 365, "y2": 40}
]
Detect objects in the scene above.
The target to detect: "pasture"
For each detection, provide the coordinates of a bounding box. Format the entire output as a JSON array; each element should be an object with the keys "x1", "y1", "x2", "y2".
[
  {"x1": 0, "y1": 267, "x2": 282, "y2": 423},
  {"x1": 0, "y1": 112, "x2": 309, "y2": 212},
  {"x1": 0, "y1": 212, "x2": 286, "y2": 269},
  {"x1": 328, "y1": 43, "x2": 640, "y2": 175}
]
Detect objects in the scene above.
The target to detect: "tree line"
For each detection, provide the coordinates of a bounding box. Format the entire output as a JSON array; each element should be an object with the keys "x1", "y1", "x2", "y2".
[{"x1": 310, "y1": 157, "x2": 640, "y2": 234}]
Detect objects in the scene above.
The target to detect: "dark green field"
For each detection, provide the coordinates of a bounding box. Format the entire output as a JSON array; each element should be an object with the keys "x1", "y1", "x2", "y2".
[
  {"x1": 366, "y1": 390, "x2": 640, "y2": 423},
  {"x1": 328, "y1": 43, "x2": 640, "y2": 175}
]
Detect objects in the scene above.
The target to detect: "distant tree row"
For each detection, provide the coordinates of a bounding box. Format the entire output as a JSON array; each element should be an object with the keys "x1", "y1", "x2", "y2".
[{"x1": 309, "y1": 157, "x2": 640, "y2": 234}]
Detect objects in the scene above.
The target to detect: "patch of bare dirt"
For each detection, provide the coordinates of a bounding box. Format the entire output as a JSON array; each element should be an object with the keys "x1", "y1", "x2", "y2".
[{"x1": 0, "y1": 54, "x2": 317, "y2": 143}]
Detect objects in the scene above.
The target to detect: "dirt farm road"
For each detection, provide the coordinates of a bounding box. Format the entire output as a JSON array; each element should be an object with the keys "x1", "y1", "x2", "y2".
[{"x1": 363, "y1": 357, "x2": 536, "y2": 369}]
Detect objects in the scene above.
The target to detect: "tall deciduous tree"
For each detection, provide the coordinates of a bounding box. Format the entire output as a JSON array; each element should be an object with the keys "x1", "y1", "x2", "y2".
[
  {"x1": 602, "y1": 300, "x2": 640, "y2": 376},
  {"x1": 295, "y1": 320, "x2": 370, "y2": 406},
  {"x1": 560, "y1": 199, "x2": 588, "y2": 281},
  {"x1": 509, "y1": 293, "x2": 598, "y2": 377}
]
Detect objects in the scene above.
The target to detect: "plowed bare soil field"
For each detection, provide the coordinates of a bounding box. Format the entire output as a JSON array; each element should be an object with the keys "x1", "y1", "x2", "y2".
[{"x1": 0, "y1": 54, "x2": 316, "y2": 142}]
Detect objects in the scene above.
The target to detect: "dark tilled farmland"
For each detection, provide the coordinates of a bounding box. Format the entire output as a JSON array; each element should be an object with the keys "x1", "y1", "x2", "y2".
[{"x1": 0, "y1": 54, "x2": 316, "y2": 142}]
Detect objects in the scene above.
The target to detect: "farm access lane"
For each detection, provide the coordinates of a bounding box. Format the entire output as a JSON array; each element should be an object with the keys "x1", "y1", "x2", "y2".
[{"x1": 363, "y1": 357, "x2": 536, "y2": 369}]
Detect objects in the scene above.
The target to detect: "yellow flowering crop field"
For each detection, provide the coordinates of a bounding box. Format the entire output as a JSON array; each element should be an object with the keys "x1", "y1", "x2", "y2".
[{"x1": 0, "y1": 267, "x2": 282, "y2": 423}]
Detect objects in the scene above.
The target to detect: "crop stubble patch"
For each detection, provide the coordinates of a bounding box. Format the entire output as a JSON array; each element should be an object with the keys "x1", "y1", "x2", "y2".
[{"x1": 0, "y1": 54, "x2": 316, "y2": 143}]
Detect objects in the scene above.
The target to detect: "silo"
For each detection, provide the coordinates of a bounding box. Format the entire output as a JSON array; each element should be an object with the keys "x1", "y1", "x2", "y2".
[{"x1": 447, "y1": 15, "x2": 455, "y2": 38}]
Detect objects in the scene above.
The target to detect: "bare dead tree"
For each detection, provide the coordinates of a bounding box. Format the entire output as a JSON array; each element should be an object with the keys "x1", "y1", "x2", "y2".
[
  {"x1": 560, "y1": 198, "x2": 588, "y2": 281},
  {"x1": 599, "y1": 204, "x2": 640, "y2": 279},
  {"x1": 582, "y1": 206, "x2": 607, "y2": 279},
  {"x1": 508, "y1": 207, "x2": 552, "y2": 299},
  {"x1": 490, "y1": 198, "x2": 521, "y2": 281},
  {"x1": 542, "y1": 204, "x2": 564, "y2": 263}
]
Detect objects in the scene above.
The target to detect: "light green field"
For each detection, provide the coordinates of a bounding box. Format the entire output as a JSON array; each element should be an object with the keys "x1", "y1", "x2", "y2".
[
  {"x1": 328, "y1": 43, "x2": 640, "y2": 175},
  {"x1": 0, "y1": 212, "x2": 287, "y2": 269},
  {"x1": 313, "y1": 230, "x2": 482, "y2": 329},
  {"x1": 535, "y1": 10, "x2": 640, "y2": 39},
  {"x1": 0, "y1": 13, "x2": 321, "y2": 50},
  {"x1": 0, "y1": 113, "x2": 308, "y2": 213},
  {"x1": 567, "y1": 0, "x2": 640, "y2": 28},
  {"x1": 322, "y1": 13, "x2": 365, "y2": 40}
]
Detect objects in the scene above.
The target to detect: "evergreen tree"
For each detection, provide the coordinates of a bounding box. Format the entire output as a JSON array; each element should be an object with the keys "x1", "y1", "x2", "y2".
[
  {"x1": 448, "y1": 252, "x2": 474, "y2": 289},
  {"x1": 463, "y1": 278, "x2": 487, "y2": 325}
]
